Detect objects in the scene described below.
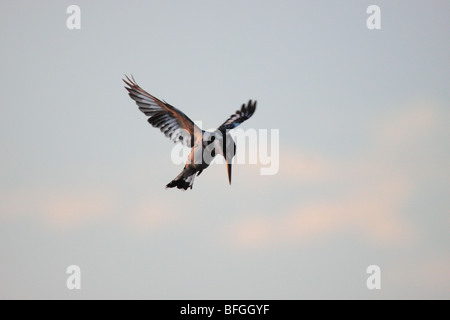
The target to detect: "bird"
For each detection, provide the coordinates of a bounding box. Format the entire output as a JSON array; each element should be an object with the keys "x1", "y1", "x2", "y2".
[{"x1": 123, "y1": 75, "x2": 257, "y2": 190}]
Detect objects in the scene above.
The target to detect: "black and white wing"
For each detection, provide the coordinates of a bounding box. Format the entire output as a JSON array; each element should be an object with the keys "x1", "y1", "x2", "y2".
[
  {"x1": 123, "y1": 75, "x2": 201, "y2": 147},
  {"x1": 219, "y1": 100, "x2": 257, "y2": 130}
]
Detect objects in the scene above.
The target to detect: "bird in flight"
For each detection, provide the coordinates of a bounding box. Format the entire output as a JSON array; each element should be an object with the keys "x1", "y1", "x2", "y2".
[{"x1": 123, "y1": 75, "x2": 257, "y2": 190}]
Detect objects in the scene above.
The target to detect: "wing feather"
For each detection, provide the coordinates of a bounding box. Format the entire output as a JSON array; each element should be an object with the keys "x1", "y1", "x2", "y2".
[
  {"x1": 123, "y1": 75, "x2": 201, "y2": 146},
  {"x1": 219, "y1": 100, "x2": 257, "y2": 130}
]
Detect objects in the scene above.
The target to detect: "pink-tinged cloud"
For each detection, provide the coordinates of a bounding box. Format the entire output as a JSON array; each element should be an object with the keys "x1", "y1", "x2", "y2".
[
  {"x1": 0, "y1": 186, "x2": 115, "y2": 231},
  {"x1": 43, "y1": 190, "x2": 113, "y2": 230},
  {"x1": 279, "y1": 150, "x2": 333, "y2": 183},
  {"x1": 377, "y1": 102, "x2": 440, "y2": 147},
  {"x1": 126, "y1": 194, "x2": 187, "y2": 235},
  {"x1": 385, "y1": 255, "x2": 450, "y2": 296},
  {"x1": 228, "y1": 102, "x2": 447, "y2": 249},
  {"x1": 1, "y1": 184, "x2": 188, "y2": 234},
  {"x1": 230, "y1": 178, "x2": 415, "y2": 249}
]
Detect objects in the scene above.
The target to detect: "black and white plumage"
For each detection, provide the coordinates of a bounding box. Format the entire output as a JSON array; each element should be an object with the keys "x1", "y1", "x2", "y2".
[
  {"x1": 123, "y1": 75, "x2": 199, "y2": 147},
  {"x1": 219, "y1": 101, "x2": 257, "y2": 130},
  {"x1": 123, "y1": 75, "x2": 256, "y2": 190}
]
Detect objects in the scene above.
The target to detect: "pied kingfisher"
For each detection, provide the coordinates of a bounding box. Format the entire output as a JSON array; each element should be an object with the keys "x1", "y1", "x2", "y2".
[{"x1": 123, "y1": 75, "x2": 256, "y2": 190}]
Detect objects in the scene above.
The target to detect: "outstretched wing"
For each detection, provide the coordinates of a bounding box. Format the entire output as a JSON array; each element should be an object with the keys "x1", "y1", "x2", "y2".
[
  {"x1": 219, "y1": 100, "x2": 257, "y2": 130},
  {"x1": 123, "y1": 75, "x2": 201, "y2": 147}
]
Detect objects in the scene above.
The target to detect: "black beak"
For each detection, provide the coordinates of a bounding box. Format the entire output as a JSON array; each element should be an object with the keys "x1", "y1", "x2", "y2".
[{"x1": 226, "y1": 162, "x2": 232, "y2": 185}]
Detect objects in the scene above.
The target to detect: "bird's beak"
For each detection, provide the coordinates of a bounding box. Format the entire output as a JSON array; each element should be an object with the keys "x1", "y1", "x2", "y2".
[{"x1": 226, "y1": 162, "x2": 232, "y2": 185}]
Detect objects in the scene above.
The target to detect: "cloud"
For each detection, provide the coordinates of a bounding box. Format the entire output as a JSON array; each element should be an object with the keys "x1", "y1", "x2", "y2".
[
  {"x1": 230, "y1": 177, "x2": 415, "y2": 248},
  {"x1": 0, "y1": 186, "x2": 115, "y2": 231},
  {"x1": 0, "y1": 165, "x2": 188, "y2": 234},
  {"x1": 0, "y1": 182, "x2": 190, "y2": 235},
  {"x1": 376, "y1": 102, "x2": 440, "y2": 147},
  {"x1": 228, "y1": 102, "x2": 446, "y2": 249},
  {"x1": 279, "y1": 149, "x2": 333, "y2": 183},
  {"x1": 125, "y1": 194, "x2": 187, "y2": 235},
  {"x1": 385, "y1": 255, "x2": 450, "y2": 297},
  {"x1": 42, "y1": 189, "x2": 113, "y2": 230}
]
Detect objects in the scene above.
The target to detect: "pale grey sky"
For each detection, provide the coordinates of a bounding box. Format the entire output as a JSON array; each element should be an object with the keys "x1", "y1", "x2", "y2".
[{"x1": 0, "y1": 0, "x2": 449, "y2": 299}]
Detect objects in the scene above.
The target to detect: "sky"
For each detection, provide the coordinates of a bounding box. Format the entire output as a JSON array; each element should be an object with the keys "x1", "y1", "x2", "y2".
[{"x1": 0, "y1": 0, "x2": 449, "y2": 299}]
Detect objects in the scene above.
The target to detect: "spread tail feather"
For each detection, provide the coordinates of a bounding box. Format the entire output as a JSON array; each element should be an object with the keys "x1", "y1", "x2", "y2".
[{"x1": 166, "y1": 169, "x2": 196, "y2": 190}]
